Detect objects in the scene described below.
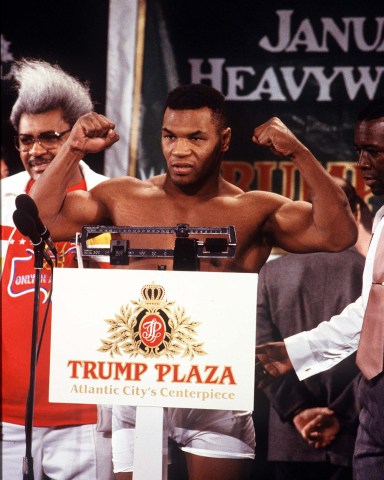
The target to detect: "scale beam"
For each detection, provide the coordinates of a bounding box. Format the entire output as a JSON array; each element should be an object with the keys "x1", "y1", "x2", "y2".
[{"x1": 78, "y1": 223, "x2": 237, "y2": 261}]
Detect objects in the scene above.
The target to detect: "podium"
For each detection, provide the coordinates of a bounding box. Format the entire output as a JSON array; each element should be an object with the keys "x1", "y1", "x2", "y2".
[{"x1": 50, "y1": 239, "x2": 257, "y2": 478}]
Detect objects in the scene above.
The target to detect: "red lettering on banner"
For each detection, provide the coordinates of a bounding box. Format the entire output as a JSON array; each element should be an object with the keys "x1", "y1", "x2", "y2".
[
  {"x1": 66, "y1": 361, "x2": 237, "y2": 385},
  {"x1": 351, "y1": 165, "x2": 372, "y2": 203},
  {"x1": 67, "y1": 360, "x2": 148, "y2": 380},
  {"x1": 155, "y1": 364, "x2": 172, "y2": 382},
  {"x1": 215, "y1": 159, "x2": 372, "y2": 206},
  {"x1": 155, "y1": 363, "x2": 236, "y2": 384},
  {"x1": 328, "y1": 163, "x2": 348, "y2": 179},
  {"x1": 221, "y1": 161, "x2": 255, "y2": 191},
  {"x1": 68, "y1": 360, "x2": 82, "y2": 378},
  {"x1": 183, "y1": 365, "x2": 203, "y2": 383},
  {"x1": 253, "y1": 161, "x2": 275, "y2": 191},
  {"x1": 84, "y1": 361, "x2": 98, "y2": 379}
]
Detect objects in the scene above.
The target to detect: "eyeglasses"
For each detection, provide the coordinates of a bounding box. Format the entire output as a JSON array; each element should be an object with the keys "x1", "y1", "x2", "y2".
[{"x1": 14, "y1": 129, "x2": 72, "y2": 152}]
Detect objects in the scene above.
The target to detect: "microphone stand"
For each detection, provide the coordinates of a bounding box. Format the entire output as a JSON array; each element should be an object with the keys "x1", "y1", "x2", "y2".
[{"x1": 23, "y1": 247, "x2": 49, "y2": 480}]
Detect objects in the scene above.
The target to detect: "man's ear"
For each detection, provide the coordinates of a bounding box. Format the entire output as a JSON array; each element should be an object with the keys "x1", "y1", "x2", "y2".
[{"x1": 221, "y1": 127, "x2": 231, "y2": 152}]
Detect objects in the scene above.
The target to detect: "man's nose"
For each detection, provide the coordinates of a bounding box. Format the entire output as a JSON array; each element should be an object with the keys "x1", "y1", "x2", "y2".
[
  {"x1": 172, "y1": 138, "x2": 190, "y2": 155},
  {"x1": 28, "y1": 140, "x2": 47, "y2": 155},
  {"x1": 357, "y1": 150, "x2": 371, "y2": 169}
]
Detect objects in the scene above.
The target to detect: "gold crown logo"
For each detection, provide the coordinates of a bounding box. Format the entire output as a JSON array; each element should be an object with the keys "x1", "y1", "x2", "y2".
[{"x1": 141, "y1": 282, "x2": 165, "y2": 306}]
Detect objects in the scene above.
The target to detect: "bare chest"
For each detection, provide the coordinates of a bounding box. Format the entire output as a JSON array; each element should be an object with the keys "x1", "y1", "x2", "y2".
[{"x1": 107, "y1": 194, "x2": 271, "y2": 273}]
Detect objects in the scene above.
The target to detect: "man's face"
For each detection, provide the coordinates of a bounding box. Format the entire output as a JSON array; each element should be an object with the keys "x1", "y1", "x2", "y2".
[
  {"x1": 355, "y1": 117, "x2": 384, "y2": 196},
  {"x1": 17, "y1": 107, "x2": 71, "y2": 181},
  {"x1": 161, "y1": 107, "x2": 230, "y2": 189}
]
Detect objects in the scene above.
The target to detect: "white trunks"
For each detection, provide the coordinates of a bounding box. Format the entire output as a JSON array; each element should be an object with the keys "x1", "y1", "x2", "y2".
[{"x1": 112, "y1": 406, "x2": 255, "y2": 473}]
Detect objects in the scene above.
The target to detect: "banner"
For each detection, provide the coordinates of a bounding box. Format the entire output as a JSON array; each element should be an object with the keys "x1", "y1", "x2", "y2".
[
  {"x1": 105, "y1": 0, "x2": 384, "y2": 211},
  {"x1": 105, "y1": 0, "x2": 141, "y2": 178},
  {"x1": 2, "y1": 1, "x2": 383, "y2": 211},
  {"x1": 50, "y1": 269, "x2": 258, "y2": 410},
  {"x1": 1, "y1": 0, "x2": 109, "y2": 176}
]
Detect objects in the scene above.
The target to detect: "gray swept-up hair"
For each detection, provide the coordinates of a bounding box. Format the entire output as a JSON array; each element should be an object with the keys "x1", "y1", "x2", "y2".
[{"x1": 10, "y1": 58, "x2": 94, "y2": 130}]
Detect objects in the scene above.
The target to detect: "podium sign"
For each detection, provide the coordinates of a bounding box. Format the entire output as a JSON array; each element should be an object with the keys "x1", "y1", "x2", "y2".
[{"x1": 50, "y1": 269, "x2": 257, "y2": 411}]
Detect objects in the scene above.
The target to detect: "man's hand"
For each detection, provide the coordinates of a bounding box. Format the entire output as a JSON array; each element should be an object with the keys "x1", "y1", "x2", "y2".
[
  {"x1": 252, "y1": 117, "x2": 307, "y2": 159},
  {"x1": 255, "y1": 341, "x2": 294, "y2": 388},
  {"x1": 66, "y1": 112, "x2": 119, "y2": 154},
  {"x1": 294, "y1": 407, "x2": 341, "y2": 449}
]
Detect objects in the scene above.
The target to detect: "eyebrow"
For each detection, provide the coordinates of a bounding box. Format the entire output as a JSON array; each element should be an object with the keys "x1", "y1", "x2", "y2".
[
  {"x1": 354, "y1": 142, "x2": 381, "y2": 149},
  {"x1": 162, "y1": 127, "x2": 206, "y2": 136},
  {"x1": 18, "y1": 130, "x2": 57, "y2": 136}
]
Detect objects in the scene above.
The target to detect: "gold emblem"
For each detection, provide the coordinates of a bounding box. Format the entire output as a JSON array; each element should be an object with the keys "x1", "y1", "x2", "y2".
[{"x1": 98, "y1": 282, "x2": 207, "y2": 359}]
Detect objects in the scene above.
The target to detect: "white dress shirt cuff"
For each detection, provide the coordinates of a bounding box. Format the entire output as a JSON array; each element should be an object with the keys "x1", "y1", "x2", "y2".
[{"x1": 284, "y1": 331, "x2": 319, "y2": 381}]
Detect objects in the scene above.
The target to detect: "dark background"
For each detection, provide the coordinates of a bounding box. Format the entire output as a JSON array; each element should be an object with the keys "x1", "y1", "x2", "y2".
[
  {"x1": 3, "y1": 0, "x2": 383, "y2": 179},
  {"x1": 143, "y1": 0, "x2": 384, "y2": 164},
  {"x1": 1, "y1": 0, "x2": 109, "y2": 176}
]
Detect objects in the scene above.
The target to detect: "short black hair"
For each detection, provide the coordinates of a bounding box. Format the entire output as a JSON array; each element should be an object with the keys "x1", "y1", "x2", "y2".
[
  {"x1": 357, "y1": 96, "x2": 384, "y2": 121},
  {"x1": 164, "y1": 84, "x2": 228, "y2": 129}
]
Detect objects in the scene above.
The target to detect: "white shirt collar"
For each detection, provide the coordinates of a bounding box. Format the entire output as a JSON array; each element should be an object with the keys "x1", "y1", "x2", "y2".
[{"x1": 373, "y1": 205, "x2": 384, "y2": 232}]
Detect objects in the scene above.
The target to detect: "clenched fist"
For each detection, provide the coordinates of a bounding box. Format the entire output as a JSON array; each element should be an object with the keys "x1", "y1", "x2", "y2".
[
  {"x1": 252, "y1": 117, "x2": 307, "y2": 159},
  {"x1": 67, "y1": 112, "x2": 119, "y2": 154}
]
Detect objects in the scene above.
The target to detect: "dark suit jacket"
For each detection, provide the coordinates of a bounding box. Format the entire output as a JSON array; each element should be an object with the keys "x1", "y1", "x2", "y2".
[{"x1": 256, "y1": 248, "x2": 365, "y2": 465}]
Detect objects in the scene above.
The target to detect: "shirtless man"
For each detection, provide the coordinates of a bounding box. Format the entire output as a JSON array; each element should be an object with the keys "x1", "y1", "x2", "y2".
[{"x1": 30, "y1": 84, "x2": 357, "y2": 479}]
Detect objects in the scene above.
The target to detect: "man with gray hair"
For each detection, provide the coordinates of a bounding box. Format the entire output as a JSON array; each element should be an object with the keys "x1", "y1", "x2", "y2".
[{"x1": 1, "y1": 59, "x2": 113, "y2": 479}]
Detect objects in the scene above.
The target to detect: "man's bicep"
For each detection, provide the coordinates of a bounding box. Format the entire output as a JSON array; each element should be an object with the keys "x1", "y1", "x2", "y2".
[
  {"x1": 266, "y1": 201, "x2": 319, "y2": 253},
  {"x1": 54, "y1": 190, "x2": 106, "y2": 240}
]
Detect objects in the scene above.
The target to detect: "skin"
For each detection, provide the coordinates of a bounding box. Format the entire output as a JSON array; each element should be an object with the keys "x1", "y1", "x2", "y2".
[
  {"x1": 17, "y1": 107, "x2": 81, "y2": 185},
  {"x1": 355, "y1": 118, "x2": 384, "y2": 196},
  {"x1": 293, "y1": 407, "x2": 340, "y2": 449},
  {"x1": 30, "y1": 107, "x2": 358, "y2": 480}
]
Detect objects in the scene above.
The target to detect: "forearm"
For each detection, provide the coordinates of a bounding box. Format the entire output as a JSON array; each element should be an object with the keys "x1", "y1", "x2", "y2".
[
  {"x1": 285, "y1": 296, "x2": 364, "y2": 380},
  {"x1": 30, "y1": 112, "x2": 118, "y2": 239},
  {"x1": 30, "y1": 142, "x2": 83, "y2": 227}
]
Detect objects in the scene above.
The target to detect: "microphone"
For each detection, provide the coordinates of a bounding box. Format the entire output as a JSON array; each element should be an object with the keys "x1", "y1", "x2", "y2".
[
  {"x1": 15, "y1": 194, "x2": 58, "y2": 256},
  {"x1": 12, "y1": 209, "x2": 54, "y2": 268}
]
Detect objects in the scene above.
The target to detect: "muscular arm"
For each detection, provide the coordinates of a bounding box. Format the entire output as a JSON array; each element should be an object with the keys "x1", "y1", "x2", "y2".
[
  {"x1": 30, "y1": 113, "x2": 119, "y2": 240},
  {"x1": 253, "y1": 118, "x2": 357, "y2": 252}
]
